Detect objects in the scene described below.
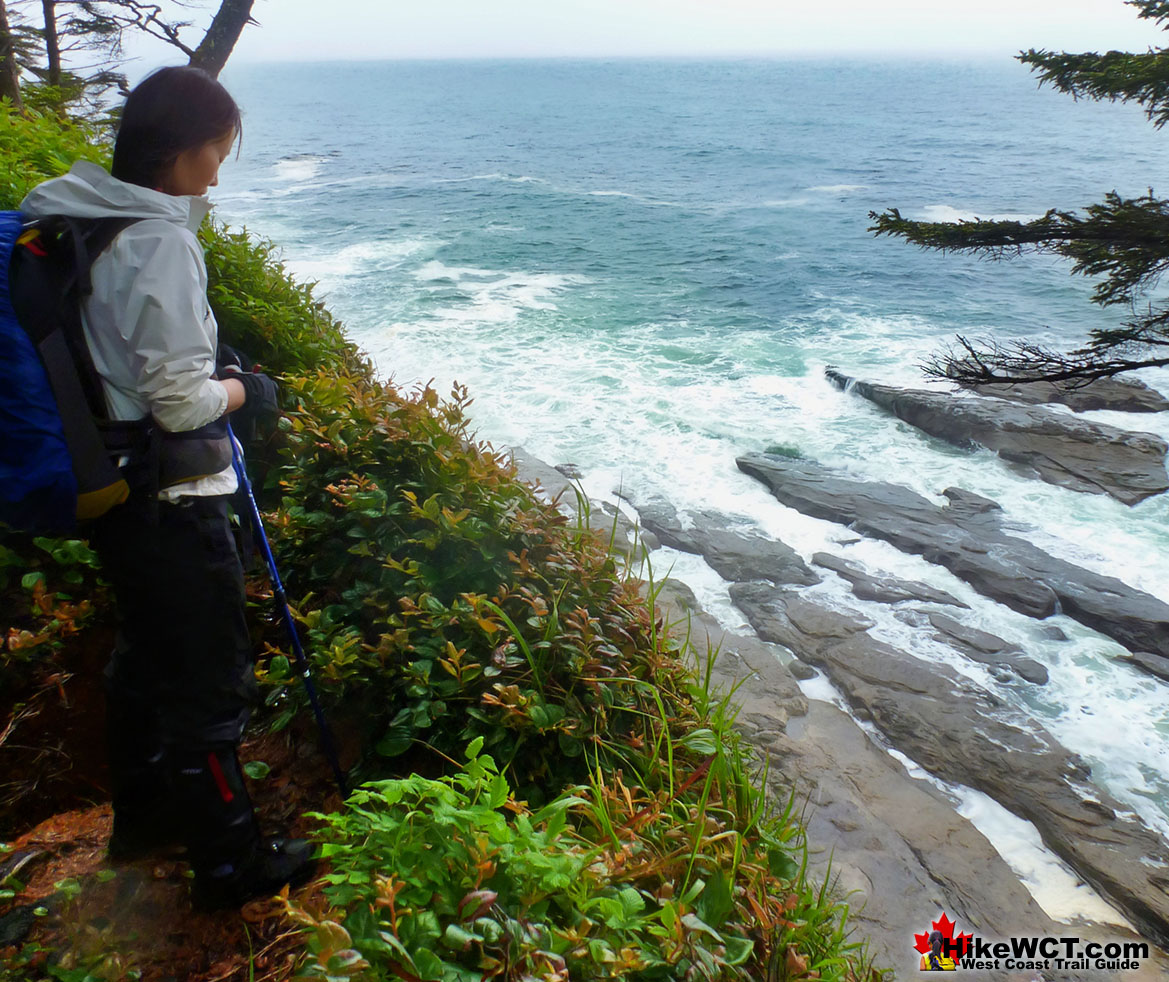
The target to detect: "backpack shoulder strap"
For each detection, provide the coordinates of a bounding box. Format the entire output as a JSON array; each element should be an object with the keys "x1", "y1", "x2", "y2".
[
  {"x1": 12, "y1": 215, "x2": 146, "y2": 420},
  {"x1": 63, "y1": 216, "x2": 143, "y2": 297}
]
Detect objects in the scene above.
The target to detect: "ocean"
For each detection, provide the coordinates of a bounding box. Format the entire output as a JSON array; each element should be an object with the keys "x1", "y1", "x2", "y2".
[{"x1": 215, "y1": 57, "x2": 1169, "y2": 919}]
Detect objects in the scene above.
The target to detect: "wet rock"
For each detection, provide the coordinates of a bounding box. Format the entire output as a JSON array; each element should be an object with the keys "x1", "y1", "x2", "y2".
[
  {"x1": 510, "y1": 447, "x2": 654, "y2": 557},
  {"x1": 949, "y1": 363, "x2": 1169, "y2": 414},
  {"x1": 939, "y1": 487, "x2": 1002, "y2": 524},
  {"x1": 510, "y1": 446, "x2": 576, "y2": 501},
  {"x1": 595, "y1": 501, "x2": 651, "y2": 556},
  {"x1": 928, "y1": 611, "x2": 1014, "y2": 654},
  {"x1": 788, "y1": 660, "x2": 818, "y2": 681},
  {"x1": 927, "y1": 611, "x2": 1049, "y2": 685},
  {"x1": 736, "y1": 454, "x2": 1169, "y2": 664},
  {"x1": 1011, "y1": 658, "x2": 1052, "y2": 686},
  {"x1": 767, "y1": 701, "x2": 1082, "y2": 975},
  {"x1": 825, "y1": 369, "x2": 1169, "y2": 505},
  {"x1": 635, "y1": 500, "x2": 820, "y2": 586},
  {"x1": 812, "y1": 552, "x2": 969, "y2": 608},
  {"x1": 784, "y1": 594, "x2": 873, "y2": 637},
  {"x1": 1120, "y1": 651, "x2": 1169, "y2": 683},
  {"x1": 654, "y1": 578, "x2": 808, "y2": 729},
  {"x1": 554, "y1": 462, "x2": 584, "y2": 479},
  {"x1": 730, "y1": 582, "x2": 1169, "y2": 949},
  {"x1": 894, "y1": 608, "x2": 930, "y2": 629},
  {"x1": 655, "y1": 581, "x2": 1082, "y2": 974},
  {"x1": 659, "y1": 576, "x2": 700, "y2": 611}
]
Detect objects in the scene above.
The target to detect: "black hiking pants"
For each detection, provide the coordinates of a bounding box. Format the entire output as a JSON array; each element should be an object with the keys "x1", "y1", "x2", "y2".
[{"x1": 92, "y1": 490, "x2": 257, "y2": 753}]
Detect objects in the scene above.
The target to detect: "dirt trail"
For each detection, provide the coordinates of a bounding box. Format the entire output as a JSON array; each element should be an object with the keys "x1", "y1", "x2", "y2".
[{"x1": 1, "y1": 654, "x2": 348, "y2": 982}]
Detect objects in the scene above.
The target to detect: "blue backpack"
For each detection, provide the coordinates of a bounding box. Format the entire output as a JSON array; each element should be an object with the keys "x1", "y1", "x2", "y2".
[{"x1": 0, "y1": 211, "x2": 140, "y2": 533}]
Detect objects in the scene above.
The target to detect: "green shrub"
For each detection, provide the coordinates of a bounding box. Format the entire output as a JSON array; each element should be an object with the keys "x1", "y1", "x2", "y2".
[
  {"x1": 0, "y1": 103, "x2": 107, "y2": 210},
  {"x1": 291, "y1": 736, "x2": 852, "y2": 982},
  {"x1": 263, "y1": 372, "x2": 687, "y2": 798},
  {"x1": 202, "y1": 223, "x2": 370, "y2": 380},
  {"x1": 0, "y1": 536, "x2": 104, "y2": 674}
]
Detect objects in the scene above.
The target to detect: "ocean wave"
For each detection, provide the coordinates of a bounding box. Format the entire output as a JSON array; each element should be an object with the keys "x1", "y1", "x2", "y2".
[
  {"x1": 436, "y1": 173, "x2": 551, "y2": 186},
  {"x1": 806, "y1": 184, "x2": 870, "y2": 193},
  {"x1": 583, "y1": 189, "x2": 684, "y2": 208},
  {"x1": 410, "y1": 260, "x2": 590, "y2": 324},
  {"x1": 429, "y1": 173, "x2": 685, "y2": 208},
  {"x1": 285, "y1": 237, "x2": 441, "y2": 283},
  {"x1": 273, "y1": 153, "x2": 334, "y2": 182},
  {"x1": 919, "y1": 204, "x2": 1043, "y2": 223}
]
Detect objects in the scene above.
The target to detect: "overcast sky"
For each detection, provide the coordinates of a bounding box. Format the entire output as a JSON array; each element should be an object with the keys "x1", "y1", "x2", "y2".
[{"x1": 130, "y1": 0, "x2": 1169, "y2": 68}]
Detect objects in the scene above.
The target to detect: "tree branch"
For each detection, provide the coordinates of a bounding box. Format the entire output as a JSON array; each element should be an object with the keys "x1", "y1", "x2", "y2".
[
  {"x1": 925, "y1": 335, "x2": 1169, "y2": 386},
  {"x1": 870, "y1": 192, "x2": 1169, "y2": 307}
]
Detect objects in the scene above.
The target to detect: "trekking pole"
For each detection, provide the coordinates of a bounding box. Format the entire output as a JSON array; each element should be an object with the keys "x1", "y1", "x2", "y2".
[{"x1": 228, "y1": 424, "x2": 348, "y2": 797}]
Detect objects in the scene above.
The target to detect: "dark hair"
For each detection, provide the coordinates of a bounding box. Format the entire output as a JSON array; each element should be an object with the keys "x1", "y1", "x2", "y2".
[{"x1": 112, "y1": 66, "x2": 241, "y2": 189}]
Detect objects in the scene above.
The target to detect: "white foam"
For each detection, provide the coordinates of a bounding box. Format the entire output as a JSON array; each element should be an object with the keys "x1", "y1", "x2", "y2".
[
  {"x1": 583, "y1": 188, "x2": 684, "y2": 208},
  {"x1": 406, "y1": 260, "x2": 590, "y2": 325},
  {"x1": 438, "y1": 173, "x2": 549, "y2": 186},
  {"x1": 273, "y1": 155, "x2": 327, "y2": 182},
  {"x1": 806, "y1": 184, "x2": 869, "y2": 193},
  {"x1": 413, "y1": 259, "x2": 498, "y2": 283},
  {"x1": 368, "y1": 301, "x2": 1169, "y2": 846},
  {"x1": 918, "y1": 204, "x2": 1043, "y2": 223},
  {"x1": 954, "y1": 787, "x2": 1133, "y2": 927},
  {"x1": 797, "y1": 671, "x2": 851, "y2": 709},
  {"x1": 285, "y1": 238, "x2": 440, "y2": 285},
  {"x1": 880, "y1": 749, "x2": 1131, "y2": 926}
]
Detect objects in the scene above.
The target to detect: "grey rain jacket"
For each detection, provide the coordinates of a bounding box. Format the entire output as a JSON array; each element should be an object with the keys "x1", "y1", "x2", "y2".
[{"x1": 20, "y1": 161, "x2": 235, "y2": 497}]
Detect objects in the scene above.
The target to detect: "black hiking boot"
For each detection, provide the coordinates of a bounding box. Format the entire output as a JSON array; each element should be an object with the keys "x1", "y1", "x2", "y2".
[
  {"x1": 191, "y1": 837, "x2": 317, "y2": 911},
  {"x1": 172, "y1": 745, "x2": 317, "y2": 910}
]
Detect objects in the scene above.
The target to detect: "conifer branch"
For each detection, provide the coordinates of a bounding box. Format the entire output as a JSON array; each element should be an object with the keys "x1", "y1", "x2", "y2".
[{"x1": 924, "y1": 336, "x2": 1169, "y2": 386}]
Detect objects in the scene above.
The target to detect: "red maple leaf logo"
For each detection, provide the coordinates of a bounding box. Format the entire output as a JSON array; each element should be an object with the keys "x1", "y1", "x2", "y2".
[{"x1": 913, "y1": 911, "x2": 972, "y2": 963}]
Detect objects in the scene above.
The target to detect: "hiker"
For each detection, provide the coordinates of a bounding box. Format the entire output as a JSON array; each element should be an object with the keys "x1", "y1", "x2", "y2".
[
  {"x1": 920, "y1": 930, "x2": 958, "y2": 971},
  {"x1": 19, "y1": 66, "x2": 316, "y2": 909}
]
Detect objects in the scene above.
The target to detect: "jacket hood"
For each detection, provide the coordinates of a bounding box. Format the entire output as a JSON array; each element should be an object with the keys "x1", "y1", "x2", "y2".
[{"x1": 20, "y1": 160, "x2": 212, "y2": 232}]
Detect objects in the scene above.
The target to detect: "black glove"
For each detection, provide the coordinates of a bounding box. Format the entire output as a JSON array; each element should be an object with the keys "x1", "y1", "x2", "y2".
[
  {"x1": 234, "y1": 371, "x2": 280, "y2": 422},
  {"x1": 216, "y1": 342, "x2": 256, "y2": 377}
]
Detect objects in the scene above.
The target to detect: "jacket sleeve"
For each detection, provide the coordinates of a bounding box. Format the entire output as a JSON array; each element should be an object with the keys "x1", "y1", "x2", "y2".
[{"x1": 109, "y1": 225, "x2": 228, "y2": 433}]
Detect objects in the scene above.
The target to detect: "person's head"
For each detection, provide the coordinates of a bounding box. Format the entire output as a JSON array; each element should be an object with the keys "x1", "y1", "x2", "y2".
[
  {"x1": 112, "y1": 66, "x2": 241, "y2": 196},
  {"x1": 930, "y1": 931, "x2": 944, "y2": 955}
]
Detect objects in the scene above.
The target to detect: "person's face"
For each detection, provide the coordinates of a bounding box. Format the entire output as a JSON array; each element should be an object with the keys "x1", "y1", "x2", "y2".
[{"x1": 162, "y1": 129, "x2": 236, "y2": 196}]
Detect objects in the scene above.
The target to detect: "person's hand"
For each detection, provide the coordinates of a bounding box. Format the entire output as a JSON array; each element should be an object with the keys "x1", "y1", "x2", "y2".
[{"x1": 234, "y1": 371, "x2": 280, "y2": 422}]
